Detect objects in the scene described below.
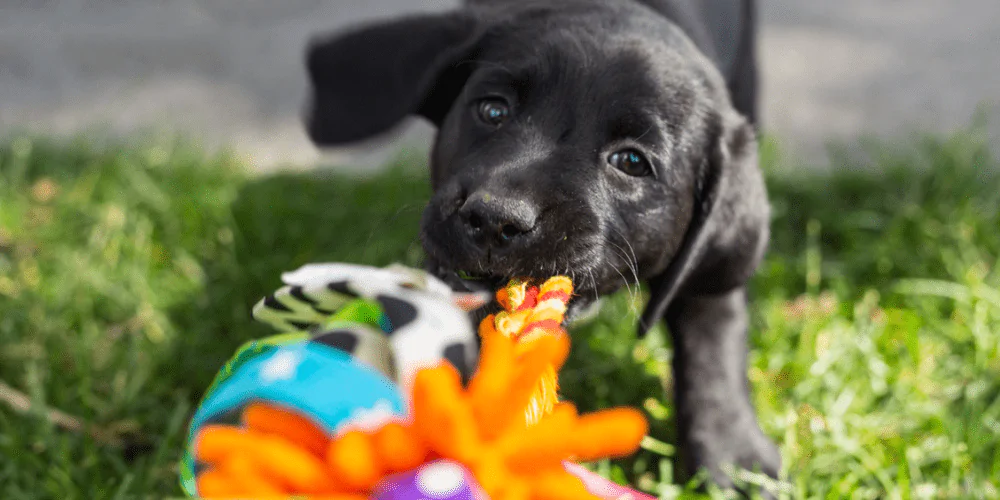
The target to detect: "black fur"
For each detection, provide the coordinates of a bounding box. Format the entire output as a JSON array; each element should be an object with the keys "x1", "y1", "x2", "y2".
[{"x1": 304, "y1": 0, "x2": 778, "y2": 493}]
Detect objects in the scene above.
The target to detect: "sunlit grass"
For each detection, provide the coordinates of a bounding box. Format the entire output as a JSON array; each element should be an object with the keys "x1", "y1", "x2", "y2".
[{"x1": 0, "y1": 128, "x2": 997, "y2": 499}]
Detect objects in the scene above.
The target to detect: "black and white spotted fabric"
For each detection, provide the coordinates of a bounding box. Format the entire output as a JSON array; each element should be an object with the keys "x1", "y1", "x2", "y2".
[
  {"x1": 311, "y1": 325, "x2": 398, "y2": 381},
  {"x1": 252, "y1": 263, "x2": 480, "y2": 391}
]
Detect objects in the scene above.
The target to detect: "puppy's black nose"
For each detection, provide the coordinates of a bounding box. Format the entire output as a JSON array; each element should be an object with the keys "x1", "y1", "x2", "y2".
[{"x1": 459, "y1": 191, "x2": 538, "y2": 246}]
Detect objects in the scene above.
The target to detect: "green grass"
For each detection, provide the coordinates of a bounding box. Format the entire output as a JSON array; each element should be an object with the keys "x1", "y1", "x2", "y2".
[{"x1": 0, "y1": 128, "x2": 998, "y2": 499}]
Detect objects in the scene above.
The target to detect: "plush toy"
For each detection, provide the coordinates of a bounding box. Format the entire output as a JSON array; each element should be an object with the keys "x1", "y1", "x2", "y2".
[{"x1": 180, "y1": 264, "x2": 655, "y2": 500}]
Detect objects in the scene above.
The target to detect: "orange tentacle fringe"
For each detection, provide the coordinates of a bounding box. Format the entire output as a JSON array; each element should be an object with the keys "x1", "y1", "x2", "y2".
[{"x1": 192, "y1": 276, "x2": 648, "y2": 499}]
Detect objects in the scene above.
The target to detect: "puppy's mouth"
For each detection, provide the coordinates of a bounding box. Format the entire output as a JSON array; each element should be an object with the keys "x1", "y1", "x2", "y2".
[
  {"x1": 455, "y1": 269, "x2": 509, "y2": 292},
  {"x1": 432, "y1": 263, "x2": 600, "y2": 323},
  {"x1": 421, "y1": 229, "x2": 605, "y2": 322},
  {"x1": 437, "y1": 266, "x2": 511, "y2": 295}
]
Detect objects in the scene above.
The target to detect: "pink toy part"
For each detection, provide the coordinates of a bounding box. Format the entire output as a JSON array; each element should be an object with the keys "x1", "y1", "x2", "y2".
[{"x1": 563, "y1": 462, "x2": 658, "y2": 500}]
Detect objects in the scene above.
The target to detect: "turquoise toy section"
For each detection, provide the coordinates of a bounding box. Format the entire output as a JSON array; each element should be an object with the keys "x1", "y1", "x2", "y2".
[{"x1": 179, "y1": 339, "x2": 406, "y2": 495}]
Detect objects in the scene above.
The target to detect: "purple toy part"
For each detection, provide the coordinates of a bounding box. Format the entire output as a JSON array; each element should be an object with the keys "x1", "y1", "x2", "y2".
[{"x1": 373, "y1": 460, "x2": 487, "y2": 500}]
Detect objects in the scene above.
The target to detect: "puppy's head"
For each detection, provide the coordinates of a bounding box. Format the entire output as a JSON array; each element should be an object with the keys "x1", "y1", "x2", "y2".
[{"x1": 305, "y1": 3, "x2": 769, "y2": 331}]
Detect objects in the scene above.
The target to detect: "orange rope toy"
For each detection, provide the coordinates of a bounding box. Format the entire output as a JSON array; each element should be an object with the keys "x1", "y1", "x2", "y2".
[{"x1": 190, "y1": 276, "x2": 649, "y2": 499}]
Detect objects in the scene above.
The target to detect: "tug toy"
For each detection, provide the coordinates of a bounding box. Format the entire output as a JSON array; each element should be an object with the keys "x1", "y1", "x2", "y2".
[{"x1": 180, "y1": 263, "x2": 655, "y2": 500}]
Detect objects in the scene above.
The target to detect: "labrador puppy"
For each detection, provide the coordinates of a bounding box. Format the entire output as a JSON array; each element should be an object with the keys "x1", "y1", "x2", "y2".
[{"x1": 303, "y1": 0, "x2": 779, "y2": 492}]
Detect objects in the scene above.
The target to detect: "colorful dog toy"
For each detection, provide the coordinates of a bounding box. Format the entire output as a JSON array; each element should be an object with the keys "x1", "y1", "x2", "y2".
[{"x1": 180, "y1": 264, "x2": 655, "y2": 499}]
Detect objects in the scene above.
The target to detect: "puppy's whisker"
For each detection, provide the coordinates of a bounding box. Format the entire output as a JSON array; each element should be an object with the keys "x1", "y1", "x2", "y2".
[
  {"x1": 609, "y1": 259, "x2": 640, "y2": 315},
  {"x1": 588, "y1": 269, "x2": 599, "y2": 303},
  {"x1": 604, "y1": 245, "x2": 634, "y2": 301},
  {"x1": 599, "y1": 234, "x2": 641, "y2": 312},
  {"x1": 607, "y1": 228, "x2": 641, "y2": 291},
  {"x1": 634, "y1": 123, "x2": 656, "y2": 142},
  {"x1": 604, "y1": 235, "x2": 639, "y2": 290},
  {"x1": 609, "y1": 226, "x2": 639, "y2": 272}
]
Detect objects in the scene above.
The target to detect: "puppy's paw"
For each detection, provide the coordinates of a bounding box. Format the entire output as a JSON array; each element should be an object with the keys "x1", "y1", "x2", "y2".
[{"x1": 683, "y1": 425, "x2": 783, "y2": 499}]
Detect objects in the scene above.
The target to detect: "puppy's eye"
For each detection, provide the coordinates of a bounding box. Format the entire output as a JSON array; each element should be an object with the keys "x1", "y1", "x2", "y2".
[
  {"x1": 608, "y1": 149, "x2": 652, "y2": 177},
  {"x1": 476, "y1": 98, "x2": 511, "y2": 127}
]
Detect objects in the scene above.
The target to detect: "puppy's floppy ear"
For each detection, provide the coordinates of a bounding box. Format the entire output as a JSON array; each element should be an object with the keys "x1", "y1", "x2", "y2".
[
  {"x1": 305, "y1": 11, "x2": 483, "y2": 145},
  {"x1": 638, "y1": 109, "x2": 770, "y2": 336}
]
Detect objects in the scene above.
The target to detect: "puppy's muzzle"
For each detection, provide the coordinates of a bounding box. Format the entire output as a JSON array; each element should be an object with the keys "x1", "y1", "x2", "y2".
[{"x1": 458, "y1": 190, "x2": 539, "y2": 252}]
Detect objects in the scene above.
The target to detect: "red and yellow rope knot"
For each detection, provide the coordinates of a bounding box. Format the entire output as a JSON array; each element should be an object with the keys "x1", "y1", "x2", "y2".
[
  {"x1": 192, "y1": 276, "x2": 648, "y2": 500},
  {"x1": 485, "y1": 276, "x2": 573, "y2": 425}
]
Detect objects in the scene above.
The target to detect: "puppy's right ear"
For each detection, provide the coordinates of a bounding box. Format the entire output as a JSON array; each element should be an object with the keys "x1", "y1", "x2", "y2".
[
  {"x1": 305, "y1": 11, "x2": 483, "y2": 146},
  {"x1": 638, "y1": 109, "x2": 770, "y2": 336}
]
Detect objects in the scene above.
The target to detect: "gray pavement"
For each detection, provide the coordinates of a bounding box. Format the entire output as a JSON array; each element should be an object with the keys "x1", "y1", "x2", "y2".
[
  {"x1": 0, "y1": 0, "x2": 997, "y2": 171},
  {"x1": 761, "y1": 0, "x2": 999, "y2": 165}
]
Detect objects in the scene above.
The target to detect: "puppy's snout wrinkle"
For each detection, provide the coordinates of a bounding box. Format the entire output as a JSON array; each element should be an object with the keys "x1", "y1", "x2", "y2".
[{"x1": 459, "y1": 191, "x2": 538, "y2": 247}]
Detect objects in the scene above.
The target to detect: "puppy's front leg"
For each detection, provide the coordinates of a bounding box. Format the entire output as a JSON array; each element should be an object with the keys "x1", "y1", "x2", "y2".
[{"x1": 665, "y1": 287, "x2": 780, "y2": 495}]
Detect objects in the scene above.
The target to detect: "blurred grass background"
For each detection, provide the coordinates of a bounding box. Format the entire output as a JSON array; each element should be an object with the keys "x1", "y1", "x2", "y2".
[{"x1": 0, "y1": 127, "x2": 998, "y2": 499}]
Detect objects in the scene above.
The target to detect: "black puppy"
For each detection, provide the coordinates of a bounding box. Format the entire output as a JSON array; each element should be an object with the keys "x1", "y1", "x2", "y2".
[{"x1": 304, "y1": 0, "x2": 779, "y2": 492}]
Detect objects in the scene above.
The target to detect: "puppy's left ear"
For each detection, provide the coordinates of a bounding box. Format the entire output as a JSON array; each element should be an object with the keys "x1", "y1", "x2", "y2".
[
  {"x1": 305, "y1": 11, "x2": 484, "y2": 146},
  {"x1": 638, "y1": 109, "x2": 770, "y2": 335}
]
